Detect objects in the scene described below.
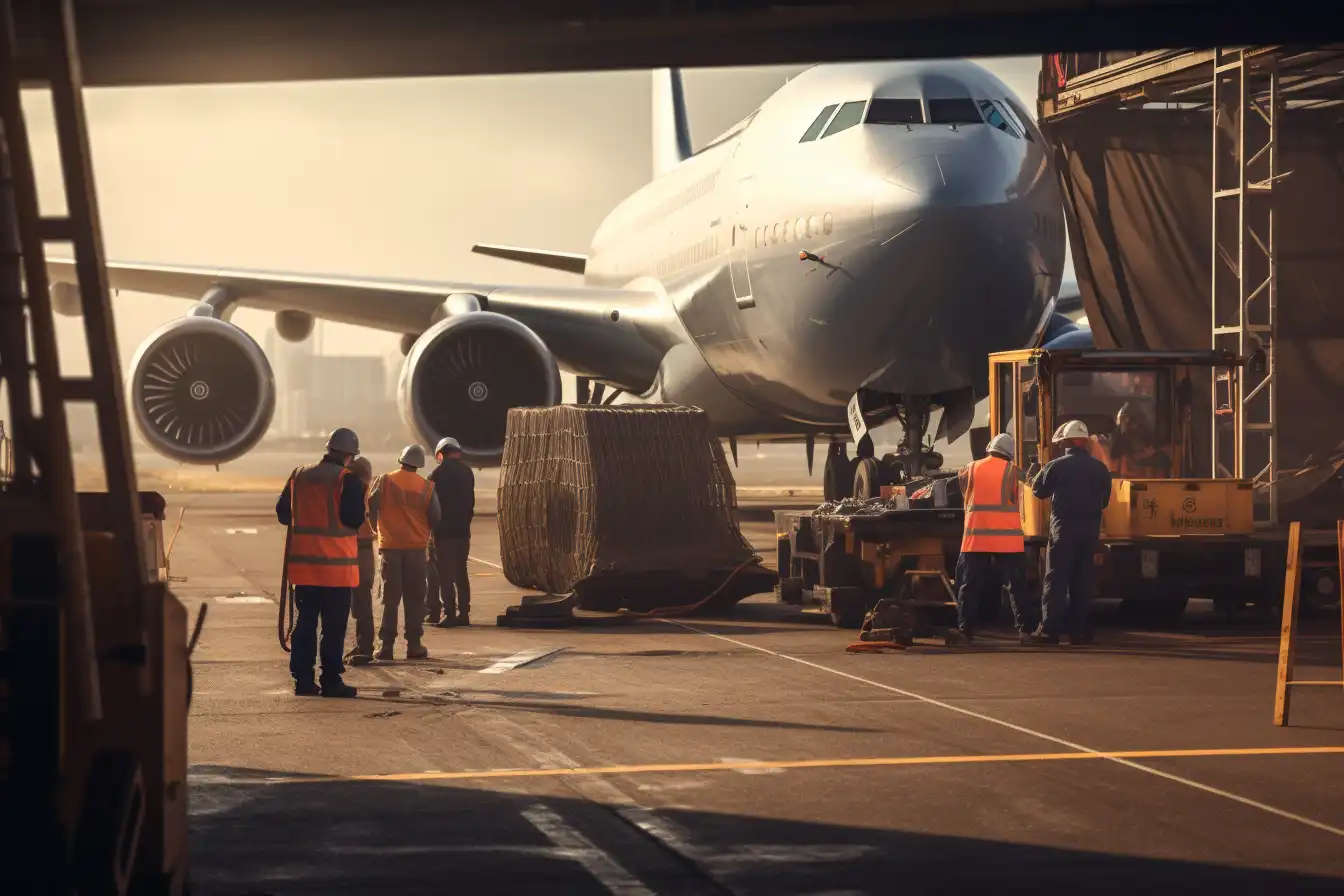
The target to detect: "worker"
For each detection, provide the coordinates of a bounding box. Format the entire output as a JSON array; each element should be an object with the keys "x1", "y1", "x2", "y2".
[
  {"x1": 428, "y1": 436, "x2": 475, "y2": 627},
  {"x1": 1104, "y1": 403, "x2": 1170, "y2": 478},
  {"x1": 276, "y1": 428, "x2": 365, "y2": 698},
  {"x1": 343, "y1": 455, "x2": 377, "y2": 667},
  {"x1": 949, "y1": 433, "x2": 1035, "y2": 646},
  {"x1": 1029, "y1": 420, "x2": 1113, "y2": 645},
  {"x1": 368, "y1": 444, "x2": 441, "y2": 660}
]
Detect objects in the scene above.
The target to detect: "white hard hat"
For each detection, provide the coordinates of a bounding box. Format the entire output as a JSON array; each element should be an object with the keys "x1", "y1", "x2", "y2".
[
  {"x1": 398, "y1": 444, "x2": 427, "y2": 468},
  {"x1": 1052, "y1": 419, "x2": 1090, "y2": 443},
  {"x1": 986, "y1": 433, "x2": 1015, "y2": 459},
  {"x1": 435, "y1": 436, "x2": 461, "y2": 456}
]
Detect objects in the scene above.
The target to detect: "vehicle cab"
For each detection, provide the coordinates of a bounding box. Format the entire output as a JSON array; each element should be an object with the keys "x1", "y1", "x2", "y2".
[{"x1": 987, "y1": 348, "x2": 1254, "y2": 542}]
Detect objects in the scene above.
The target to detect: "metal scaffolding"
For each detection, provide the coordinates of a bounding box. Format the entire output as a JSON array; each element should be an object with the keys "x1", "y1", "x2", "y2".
[
  {"x1": 1039, "y1": 46, "x2": 1344, "y2": 527},
  {"x1": 1211, "y1": 49, "x2": 1282, "y2": 524}
]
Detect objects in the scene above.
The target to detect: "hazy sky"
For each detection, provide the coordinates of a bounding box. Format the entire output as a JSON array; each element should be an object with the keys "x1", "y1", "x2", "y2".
[{"x1": 18, "y1": 55, "x2": 1057, "y2": 382}]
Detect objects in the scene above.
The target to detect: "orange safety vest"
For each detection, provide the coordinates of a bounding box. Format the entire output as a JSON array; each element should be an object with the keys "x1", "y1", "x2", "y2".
[
  {"x1": 960, "y1": 455, "x2": 1025, "y2": 553},
  {"x1": 286, "y1": 461, "x2": 359, "y2": 587},
  {"x1": 374, "y1": 468, "x2": 435, "y2": 550}
]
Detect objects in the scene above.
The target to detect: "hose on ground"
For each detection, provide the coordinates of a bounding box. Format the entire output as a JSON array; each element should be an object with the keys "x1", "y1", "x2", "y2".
[{"x1": 616, "y1": 557, "x2": 763, "y2": 619}]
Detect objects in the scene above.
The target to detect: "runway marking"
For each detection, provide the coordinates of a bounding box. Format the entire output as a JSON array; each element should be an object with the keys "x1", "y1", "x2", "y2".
[
  {"x1": 191, "y1": 745, "x2": 1344, "y2": 786},
  {"x1": 470, "y1": 555, "x2": 504, "y2": 570},
  {"x1": 668, "y1": 621, "x2": 1344, "y2": 839},
  {"x1": 521, "y1": 803, "x2": 654, "y2": 895},
  {"x1": 480, "y1": 647, "x2": 567, "y2": 674}
]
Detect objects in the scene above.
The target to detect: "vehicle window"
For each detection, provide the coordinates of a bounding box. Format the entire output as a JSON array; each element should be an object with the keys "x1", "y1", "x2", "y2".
[
  {"x1": 866, "y1": 98, "x2": 923, "y2": 125},
  {"x1": 978, "y1": 100, "x2": 1019, "y2": 137},
  {"x1": 997, "y1": 364, "x2": 1015, "y2": 439},
  {"x1": 927, "y1": 97, "x2": 982, "y2": 125},
  {"x1": 1020, "y1": 363, "x2": 1039, "y2": 468},
  {"x1": 821, "y1": 101, "x2": 867, "y2": 138},
  {"x1": 1054, "y1": 369, "x2": 1173, "y2": 474},
  {"x1": 1002, "y1": 96, "x2": 1037, "y2": 142},
  {"x1": 799, "y1": 104, "x2": 838, "y2": 142}
]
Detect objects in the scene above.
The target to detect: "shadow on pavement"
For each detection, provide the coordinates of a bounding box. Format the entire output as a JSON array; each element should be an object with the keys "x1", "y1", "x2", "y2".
[{"x1": 188, "y1": 767, "x2": 1344, "y2": 895}]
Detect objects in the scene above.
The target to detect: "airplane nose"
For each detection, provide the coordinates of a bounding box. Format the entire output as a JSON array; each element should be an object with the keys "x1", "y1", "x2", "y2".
[{"x1": 881, "y1": 150, "x2": 1006, "y2": 208}]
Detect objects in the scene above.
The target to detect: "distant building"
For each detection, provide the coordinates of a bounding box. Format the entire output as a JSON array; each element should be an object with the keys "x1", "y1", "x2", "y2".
[{"x1": 262, "y1": 328, "x2": 409, "y2": 447}]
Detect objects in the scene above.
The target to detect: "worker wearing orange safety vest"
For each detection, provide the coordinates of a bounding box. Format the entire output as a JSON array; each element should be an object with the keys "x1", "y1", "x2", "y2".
[
  {"x1": 343, "y1": 455, "x2": 378, "y2": 667},
  {"x1": 368, "y1": 444, "x2": 441, "y2": 661},
  {"x1": 276, "y1": 428, "x2": 367, "y2": 698},
  {"x1": 949, "y1": 433, "x2": 1036, "y2": 646}
]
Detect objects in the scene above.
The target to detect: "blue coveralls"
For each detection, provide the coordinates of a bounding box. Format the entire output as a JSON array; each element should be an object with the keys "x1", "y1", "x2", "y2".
[{"x1": 1031, "y1": 446, "x2": 1113, "y2": 638}]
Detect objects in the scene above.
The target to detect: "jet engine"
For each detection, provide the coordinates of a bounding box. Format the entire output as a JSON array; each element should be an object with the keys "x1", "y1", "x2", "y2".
[
  {"x1": 399, "y1": 312, "x2": 562, "y2": 466},
  {"x1": 128, "y1": 316, "x2": 275, "y2": 464}
]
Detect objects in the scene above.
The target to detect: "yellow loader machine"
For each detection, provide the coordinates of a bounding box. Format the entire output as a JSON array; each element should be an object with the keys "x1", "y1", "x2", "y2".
[{"x1": 987, "y1": 348, "x2": 1282, "y2": 618}]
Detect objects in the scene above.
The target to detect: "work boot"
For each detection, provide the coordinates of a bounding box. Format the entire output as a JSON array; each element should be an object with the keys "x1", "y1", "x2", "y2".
[
  {"x1": 320, "y1": 679, "x2": 358, "y2": 699},
  {"x1": 406, "y1": 643, "x2": 429, "y2": 660},
  {"x1": 944, "y1": 628, "x2": 972, "y2": 647},
  {"x1": 455, "y1": 612, "x2": 471, "y2": 627},
  {"x1": 294, "y1": 680, "x2": 322, "y2": 697},
  {"x1": 1026, "y1": 629, "x2": 1060, "y2": 645},
  {"x1": 344, "y1": 647, "x2": 375, "y2": 667},
  {"x1": 426, "y1": 611, "x2": 442, "y2": 625},
  {"x1": 433, "y1": 616, "x2": 457, "y2": 628},
  {"x1": 376, "y1": 643, "x2": 395, "y2": 661}
]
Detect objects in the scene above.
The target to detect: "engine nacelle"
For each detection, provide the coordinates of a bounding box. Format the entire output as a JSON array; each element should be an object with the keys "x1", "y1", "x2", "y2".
[
  {"x1": 128, "y1": 316, "x2": 275, "y2": 464},
  {"x1": 399, "y1": 312, "x2": 561, "y2": 466}
]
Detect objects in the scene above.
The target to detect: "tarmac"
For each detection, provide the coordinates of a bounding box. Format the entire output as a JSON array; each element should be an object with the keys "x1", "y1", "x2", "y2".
[{"x1": 171, "y1": 490, "x2": 1344, "y2": 895}]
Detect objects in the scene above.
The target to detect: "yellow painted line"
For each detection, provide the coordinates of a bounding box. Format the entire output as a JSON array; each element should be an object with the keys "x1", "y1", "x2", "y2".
[{"x1": 242, "y1": 745, "x2": 1344, "y2": 786}]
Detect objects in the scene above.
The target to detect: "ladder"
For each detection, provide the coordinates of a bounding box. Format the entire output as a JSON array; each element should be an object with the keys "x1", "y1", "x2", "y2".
[{"x1": 0, "y1": 0, "x2": 147, "y2": 886}]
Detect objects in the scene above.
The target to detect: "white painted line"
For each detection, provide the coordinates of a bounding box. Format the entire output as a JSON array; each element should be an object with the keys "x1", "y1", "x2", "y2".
[
  {"x1": 480, "y1": 647, "x2": 567, "y2": 674},
  {"x1": 214, "y1": 595, "x2": 272, "y2": 604},
  {"x1": 521, "y1": 803, "x2": 653, "y2": 896},
  {"x1": 668, "y1": 621, "x2": 1344, "y2": 840},
  {"x1": 470, "y1": 554, "x2": 504, "y2": 570},
  {"x1": 224, "y1": 528, "x2": 257, "y2": 535}
]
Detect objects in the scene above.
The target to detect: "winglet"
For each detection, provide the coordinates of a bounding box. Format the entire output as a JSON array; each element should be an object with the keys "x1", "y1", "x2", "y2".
[
  {"x1": 470, "y1": 243, "x2": 587, "y2": 275},
  {"x1": 652, "y1": 68, "x2": 691, "y2": 178}
]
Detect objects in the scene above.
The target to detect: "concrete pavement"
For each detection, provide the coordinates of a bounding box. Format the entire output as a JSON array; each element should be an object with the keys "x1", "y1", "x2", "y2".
[{"x1": 173, "y1": 493, "x2": 1344, "y2": 895}]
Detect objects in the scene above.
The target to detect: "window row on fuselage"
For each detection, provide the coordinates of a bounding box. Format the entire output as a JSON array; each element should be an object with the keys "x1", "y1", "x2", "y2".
[
  {"x1": 752, "y1": 212, "x2": 833, "y2": 250},
  {"x1": 799, "y1": 95, "x2": 1037, "y2": 142},
  {"x1": 653, "y1": 232, "x2": 720, "y2": 279}
]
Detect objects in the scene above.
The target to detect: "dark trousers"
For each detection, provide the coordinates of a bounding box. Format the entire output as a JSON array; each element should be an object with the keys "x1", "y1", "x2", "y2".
[
  {"x1": 379, "y1": 547, "x2": 428, "y2": 646},
  {"x1": 348, "y1": 541, "x2": 376, "y2": 656},
  {"x1": 1040, "y1": 526, "x2": 1098, "y2": 637},
  {"x1": 426, "y1": 542, "x2": 441, "y2": 620},
  {"x1": 956, "y1": 551, "x2": 1034, "y2": 634},
  {"x1": 289, "y1": 584, "x2": 351, "y2": 684},
  {"x1": 434, "y1": 536, "x2": 472, "y2": 618}
]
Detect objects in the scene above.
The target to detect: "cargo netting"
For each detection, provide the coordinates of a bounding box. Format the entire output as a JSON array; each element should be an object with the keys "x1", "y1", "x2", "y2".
[{"x1": 497, "y1": 405, "x2": 768, "y2": 609}]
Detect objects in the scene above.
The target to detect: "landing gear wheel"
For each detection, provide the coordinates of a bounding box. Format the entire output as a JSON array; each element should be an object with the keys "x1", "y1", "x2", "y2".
[
  {"x1": 852, "y1": 457, "x2": 882, "y2": 500},
  {"x1": 823, "y1": 446, "x2": 853, "y2": 502}
]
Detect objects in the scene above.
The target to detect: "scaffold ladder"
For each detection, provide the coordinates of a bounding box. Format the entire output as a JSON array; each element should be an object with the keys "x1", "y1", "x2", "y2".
[
  {"x1": 1, "y1": 0, "x2": 146, "y2": 885},
  {"x1": 1211, "y1": 48, "x2": 1282, "y2": 525}
]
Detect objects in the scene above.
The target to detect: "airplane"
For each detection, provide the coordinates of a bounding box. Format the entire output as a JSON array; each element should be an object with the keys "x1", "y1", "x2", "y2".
[{"x1": 47, "y1": 59, "x2": 1084, "y2": 501}]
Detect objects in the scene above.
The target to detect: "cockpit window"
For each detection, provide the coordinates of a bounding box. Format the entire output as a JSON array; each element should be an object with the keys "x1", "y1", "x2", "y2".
[
  {"x1": 799, "y1": 104, "x2": 838, "y2": 142},
  {"x1": 1002, "y1": 96, "x2": 1036, "y2": 142},
  {"x1": 978, "y1": 99, "x2": 1020, "y2": 137},
  {"x1": 821, "y1": 100, "x2": 867, "y2": 138},
  {"x1": 927, "y1": 98, "x2": 982, "y2": 125},
  {"x1": 866, "y1": 98, "x2": 924, "y2": 125}
]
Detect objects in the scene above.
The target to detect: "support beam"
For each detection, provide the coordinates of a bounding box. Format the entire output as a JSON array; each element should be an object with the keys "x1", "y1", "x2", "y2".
[{"x1": 1211, "y1": 48, "x2": 1282, "y2": 524}]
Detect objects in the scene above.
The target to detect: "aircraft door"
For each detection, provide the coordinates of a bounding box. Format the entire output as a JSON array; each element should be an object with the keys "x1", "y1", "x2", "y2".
[{"x1": 729, "y1": 175, "x2": 755, "y2": 309}]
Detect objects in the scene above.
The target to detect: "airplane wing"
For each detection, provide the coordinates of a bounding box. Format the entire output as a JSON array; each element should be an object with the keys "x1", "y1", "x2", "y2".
[
  {"x1": 44, "y1": 258, "x2": 669, "y2": 391},
  {"x1": 470, "y1": 243, "x2": 587, "y2": 275}
]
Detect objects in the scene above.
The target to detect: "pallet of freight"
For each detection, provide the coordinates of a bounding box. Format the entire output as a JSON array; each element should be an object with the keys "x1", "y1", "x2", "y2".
[{"x1": 497, "y1": 404, "x2": 774, "y2": 611}]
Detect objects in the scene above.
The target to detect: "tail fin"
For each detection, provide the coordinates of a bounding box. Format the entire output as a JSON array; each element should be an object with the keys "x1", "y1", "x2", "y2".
[{"x1": 652, "y1": 68, "x2": 691, "y2": 178}]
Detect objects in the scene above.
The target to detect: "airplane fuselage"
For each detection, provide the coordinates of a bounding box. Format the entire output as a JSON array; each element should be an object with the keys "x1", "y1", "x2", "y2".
[{"x1": 586, "y1": 60, "x2": 1065, "y2": 438}]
